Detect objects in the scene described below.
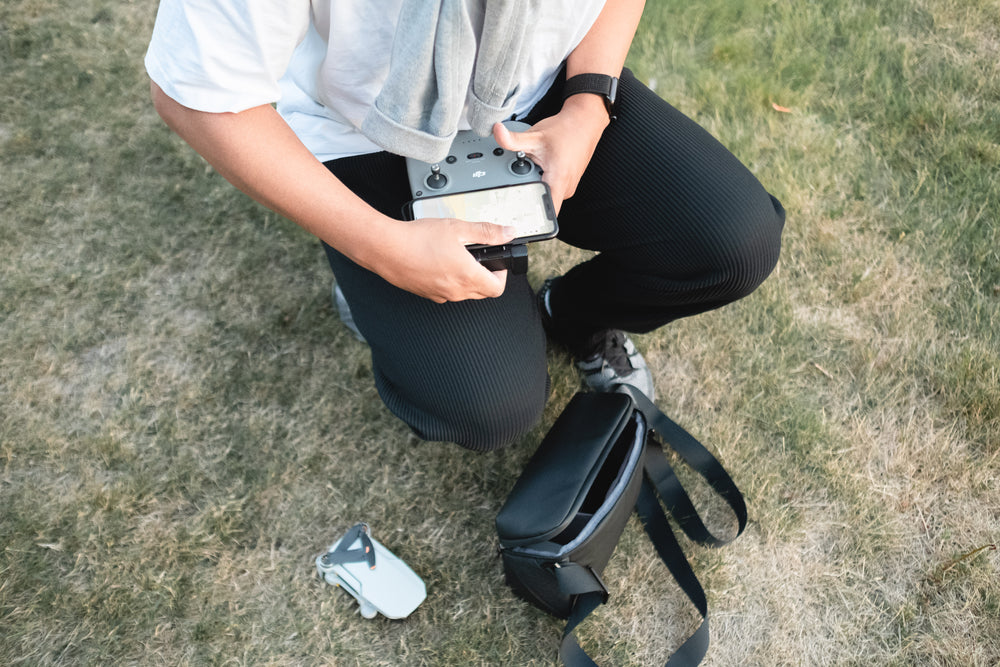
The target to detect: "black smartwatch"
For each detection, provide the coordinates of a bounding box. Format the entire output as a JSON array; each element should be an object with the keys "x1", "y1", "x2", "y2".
[{"x1": 562, "y1": 73, "x2": 619, "y2": 121}]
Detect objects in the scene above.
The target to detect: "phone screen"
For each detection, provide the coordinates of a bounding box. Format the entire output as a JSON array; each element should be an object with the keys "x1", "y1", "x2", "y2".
[{"x1": 409, "y1": 182, "x2": 557, "y2": 241}]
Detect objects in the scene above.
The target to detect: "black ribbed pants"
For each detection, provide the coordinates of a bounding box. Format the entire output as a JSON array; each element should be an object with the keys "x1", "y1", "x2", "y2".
[{"x1": 322, "y1": 68, "x2": 785, "y2": 451}]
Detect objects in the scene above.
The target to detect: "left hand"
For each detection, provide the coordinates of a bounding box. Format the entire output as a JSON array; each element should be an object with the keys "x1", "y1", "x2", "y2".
[{"x1": 492, "y1": 95, "x2": 610, "y2": 214}]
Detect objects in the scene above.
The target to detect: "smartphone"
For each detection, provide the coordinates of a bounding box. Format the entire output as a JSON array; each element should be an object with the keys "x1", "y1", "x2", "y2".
[{"x1": 404, "y1": 181, "x2": 558, "y2": 246}]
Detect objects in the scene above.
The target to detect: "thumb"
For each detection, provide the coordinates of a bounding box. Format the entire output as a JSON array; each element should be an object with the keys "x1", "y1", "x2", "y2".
[
  {"x1": 457, "y1": 220, "x2": 517, "y2": 247},
  {"x1": 493, "y1": 122, "x2": 537, "y2": 156}
]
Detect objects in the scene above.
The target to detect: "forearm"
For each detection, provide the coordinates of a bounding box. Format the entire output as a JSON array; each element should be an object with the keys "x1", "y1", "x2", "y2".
[
  {"x1": 150, "y1": 81, "x2": 391, "y2": 273},
  {"x1": 150, "y1": 82, "x2": 513, "y2": 302},
  {"x1": 561, "y1": 0, "x2": 645, "y2": 123},
  {"x1": 494, "y1": 1, "x2": 645, "y2": 209},
  {"x1": 566, "y1": 0, "x2": 646, "y2": 80}
]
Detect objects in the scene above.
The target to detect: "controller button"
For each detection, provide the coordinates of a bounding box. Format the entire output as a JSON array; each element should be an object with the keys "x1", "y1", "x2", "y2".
[
  {"x1": 493, "y1": 148, "x2": 504, "y2": 156},
  {"x1": 467, "y1": 152, "x2": 483, "y2": 160},
  {"x1": 446, "y1": 155, "x2": 457, "y2": 164}
]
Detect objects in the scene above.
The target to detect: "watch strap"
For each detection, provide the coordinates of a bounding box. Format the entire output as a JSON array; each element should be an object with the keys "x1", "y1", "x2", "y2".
[{"x1": 562, "y1": 73, "x2": 619, "y2": 120}]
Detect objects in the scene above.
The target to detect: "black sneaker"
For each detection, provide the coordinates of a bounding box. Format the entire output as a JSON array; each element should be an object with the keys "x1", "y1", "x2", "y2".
[{"x1": 537, "y1": 278, "x2": 655, "y2": 400}]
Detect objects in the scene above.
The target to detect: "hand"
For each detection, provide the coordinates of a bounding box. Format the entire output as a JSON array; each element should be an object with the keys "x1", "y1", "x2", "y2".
[
  {"x1": 492, "y1": 95, "x2": 610, "y2": 214},
  {"x1": 150, "y1": 86, "x2": 512, "y2": 304},
  {"x1": 371, "y1": 218, "x2": 517, "y2": 303}
]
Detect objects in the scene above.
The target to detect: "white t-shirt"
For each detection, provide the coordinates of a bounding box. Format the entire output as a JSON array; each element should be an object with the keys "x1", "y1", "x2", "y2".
[{"x1": 145, "y1": 1, "x2": 607, "y2": 161}]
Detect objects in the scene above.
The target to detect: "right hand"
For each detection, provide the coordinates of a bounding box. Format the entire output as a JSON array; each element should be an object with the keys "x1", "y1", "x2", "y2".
[
  {"x1": 146, "y1": 89, "x2": 514, "y2": 303},
  {"x1": 371, "y1": 217, "x2": 517, "y2": 303}
]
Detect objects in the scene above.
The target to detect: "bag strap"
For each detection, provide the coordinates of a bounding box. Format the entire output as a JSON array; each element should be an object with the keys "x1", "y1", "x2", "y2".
[
  {"x1": 557, "y1": 486, "x2": 715, "y2": 667},
  {"x1": 626, "y1": 387, "x2": 748, "y2": 546},
  {"x1": 630, "y1": 386, "x2": 747, "y2": 666},
  {"x1": 559, "y1": 590, "x2": 606, "y2": 667},
  {"x1": 635, "y1": 480, "x2": 711, "y2": 666},
  {"x1": 558, "y1": 387, "x2": 747, "y2": 667}
]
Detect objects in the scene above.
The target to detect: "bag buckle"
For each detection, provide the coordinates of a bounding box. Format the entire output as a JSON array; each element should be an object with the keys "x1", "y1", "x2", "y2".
[{"x1": 552, "y1": 562, "x2": 609, "y2": 603}]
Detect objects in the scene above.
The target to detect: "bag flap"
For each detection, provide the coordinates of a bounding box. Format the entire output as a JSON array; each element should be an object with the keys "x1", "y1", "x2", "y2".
[{"x1": 496, "y1": 392, "x2": 635, "y2": 547}]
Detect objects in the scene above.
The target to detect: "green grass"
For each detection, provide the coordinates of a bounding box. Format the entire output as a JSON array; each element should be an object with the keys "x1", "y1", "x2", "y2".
[{"x1": 2, "y1": 0, "x2": 998, "y2": 664}]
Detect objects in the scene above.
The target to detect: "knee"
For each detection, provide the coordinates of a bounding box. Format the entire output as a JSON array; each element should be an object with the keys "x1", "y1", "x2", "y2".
[
  {"x1": 376, "y1": 367, "x2": 549, "y2": 453},
  {"x1": 446, "y1": 381, "x2": 549, "y2": 452},
  {"x1": 689, "y1": 192, "x2": 785, "y2": 303},
  {"x1": 726, "y1": 194, "x2": 784, "y2": 298}
]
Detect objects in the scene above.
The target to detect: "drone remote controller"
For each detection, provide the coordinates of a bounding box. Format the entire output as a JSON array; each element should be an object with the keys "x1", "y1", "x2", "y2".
[
  {"x1": 405, "y1": 121, "x2": 542, "y2": 198},
  {"x1": 404, "y1": 121, "x2": 555, "y2": 274}
]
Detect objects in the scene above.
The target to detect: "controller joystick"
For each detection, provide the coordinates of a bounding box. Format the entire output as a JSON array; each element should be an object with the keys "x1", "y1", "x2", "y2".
[
  {"x1": 405, "y1": 120, "x2": 541, "y2": 198},
  {"x1": 426, "y1": 164, "x2": 448, "y2": 190},
  {"x1": 510, "y1": 151, "x2": 533, "y2": 175}
]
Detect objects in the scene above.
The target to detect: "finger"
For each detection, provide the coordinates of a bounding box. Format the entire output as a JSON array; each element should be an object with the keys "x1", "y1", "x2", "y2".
[
  {"x1": 477, "y1": 268, "x2": 508, "y2": 298},
  {"x1": 487, "y1": 268, "x2": 508, "y2": 296},
  {"x1": 544, "y1": 182, "x2": 565, "y2": 215},
  {"x1": 437, "y1": 266, "x2": 507, "y2": 303},
  {"x1": 456, "y1": 220, "x2": 517, "y2": 247}
]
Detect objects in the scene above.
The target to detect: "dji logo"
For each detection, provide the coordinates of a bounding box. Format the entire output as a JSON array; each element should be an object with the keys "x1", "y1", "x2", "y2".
[{"x1": 472, "y1": 170, "x2": 487, "y2": 178}]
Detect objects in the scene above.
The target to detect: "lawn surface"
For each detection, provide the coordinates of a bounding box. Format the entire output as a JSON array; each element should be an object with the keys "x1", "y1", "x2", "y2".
[{"x1": 2, "y1": 0, "x2": 998, "y2": 664}]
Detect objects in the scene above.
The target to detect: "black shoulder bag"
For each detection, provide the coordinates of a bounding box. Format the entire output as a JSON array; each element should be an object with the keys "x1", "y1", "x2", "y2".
[{"x1": 496, "y1": 387, "x2": 747, "y2": 666}]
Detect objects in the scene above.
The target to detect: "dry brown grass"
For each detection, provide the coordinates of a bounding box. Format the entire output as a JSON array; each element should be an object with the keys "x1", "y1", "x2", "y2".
[{"x1": 2, "y1": 0, "x2": 998, "y2": 665}]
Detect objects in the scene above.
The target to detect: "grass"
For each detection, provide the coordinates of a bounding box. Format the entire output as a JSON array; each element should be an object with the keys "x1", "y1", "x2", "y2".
[{"x1": 2, "y1": 0, "x2": 998, "y2": 664}]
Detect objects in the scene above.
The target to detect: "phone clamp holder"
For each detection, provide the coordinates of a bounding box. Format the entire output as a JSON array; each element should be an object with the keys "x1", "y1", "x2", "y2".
[{"x1": 468, "y1": 243, "x2": 529, "y2": 274}]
